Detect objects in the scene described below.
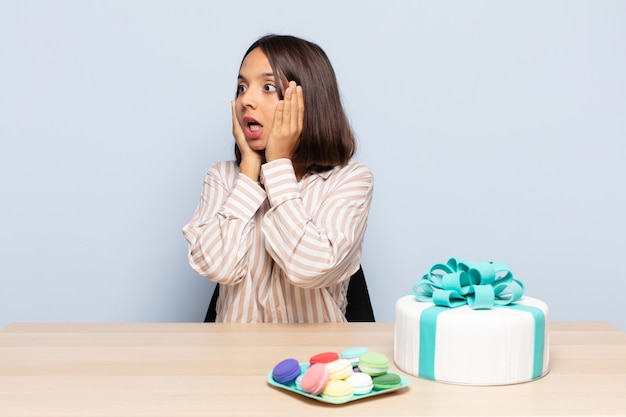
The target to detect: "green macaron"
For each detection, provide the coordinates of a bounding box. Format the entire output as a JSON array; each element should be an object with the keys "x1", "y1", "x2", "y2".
[
  {"x1": 372, "y1": 373, "x2": 402, "y2": 390},
  {"x1": 357, "y1": 352, "x2": 389, "y2": 376}
]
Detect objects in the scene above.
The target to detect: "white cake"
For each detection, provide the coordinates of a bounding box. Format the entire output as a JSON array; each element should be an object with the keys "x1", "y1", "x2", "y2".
[{"x1": 394, "y1": 259, "x2": 550, "y2": 385}]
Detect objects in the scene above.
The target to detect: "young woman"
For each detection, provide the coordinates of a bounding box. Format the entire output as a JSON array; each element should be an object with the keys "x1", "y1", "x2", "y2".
[{"x1": 182, "y1": 34, "x2": 373, "y2": 322}]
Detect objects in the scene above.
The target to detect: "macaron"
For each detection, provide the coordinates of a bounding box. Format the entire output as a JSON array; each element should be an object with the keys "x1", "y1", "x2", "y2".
[
  {"x1": 309, "y1": 351, "x2": 339, "y2": 365},
  {"x1": 346, "y1": 371, "x2": 373, "y2": 395},
  {"x1": 372, "y1": 372, "x2": 402, "y2": 391},
  {"x1": 340, "y1": 346, "x2": 369, "y2": 366},
  {"x1": 300, "y1": 363, "x2": 330, "y2": 395},
  {"x1": 272, "y1": 358, "x2": 301, "y2": 384},
  {"x1": 357, "y1": 352, "x2": 389, "y2": 376},
  {"x1": 295, "y1": 374, "x2": 303, "y2": 391},
  {"x1": 325, "y1": 359, "x2": 353, "y2": 380},
  {"x1": 321, "y1": 379, "x2": 354, "y2": 402}
]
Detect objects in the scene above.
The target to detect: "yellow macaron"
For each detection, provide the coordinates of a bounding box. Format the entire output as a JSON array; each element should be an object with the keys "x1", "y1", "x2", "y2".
[
  {"x1": 325, "y1": 358, "x2": 353, "y2": 380},
  {"x1": 321, "y1": 379, "x2": 354, "y2": 402}
]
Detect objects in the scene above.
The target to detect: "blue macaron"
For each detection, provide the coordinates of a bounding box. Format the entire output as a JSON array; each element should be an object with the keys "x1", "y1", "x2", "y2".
[{"x1": 340, "y1": 346, "x2": 369, "y2": 367}]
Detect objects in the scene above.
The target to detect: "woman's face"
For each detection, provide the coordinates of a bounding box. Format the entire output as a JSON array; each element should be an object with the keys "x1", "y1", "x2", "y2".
[{"x1": 235, "y1": 48, "x2": 280, "y2": 152}]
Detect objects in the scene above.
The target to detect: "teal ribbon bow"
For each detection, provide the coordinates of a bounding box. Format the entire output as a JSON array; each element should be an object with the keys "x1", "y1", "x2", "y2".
[{"x1": 413, "y1": 258, "x2": 525, "y2": 309}]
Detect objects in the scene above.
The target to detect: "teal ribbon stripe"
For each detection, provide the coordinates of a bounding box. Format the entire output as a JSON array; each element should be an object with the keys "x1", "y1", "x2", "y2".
[
  {"x1": 418, "y1": 306, "x2": 448, "y2": 381},
  {"x1": 414, "y1": 258, "x2": 545, "y2": 380}
]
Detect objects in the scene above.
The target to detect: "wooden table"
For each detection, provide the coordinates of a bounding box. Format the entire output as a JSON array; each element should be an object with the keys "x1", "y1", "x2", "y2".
[{"x1": 0, "y1": 322, "x2": 625, "y2": 416}]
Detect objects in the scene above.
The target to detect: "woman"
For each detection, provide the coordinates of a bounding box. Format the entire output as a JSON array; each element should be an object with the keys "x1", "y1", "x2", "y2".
[{"x1": 183, "y1": 34, "x2": 373, "y2": 322}]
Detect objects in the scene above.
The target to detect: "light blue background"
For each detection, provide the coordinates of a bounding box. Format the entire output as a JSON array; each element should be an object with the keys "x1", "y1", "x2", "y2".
[{"x1": 1, "y1": 1, "x2": 624, "y2": 331}]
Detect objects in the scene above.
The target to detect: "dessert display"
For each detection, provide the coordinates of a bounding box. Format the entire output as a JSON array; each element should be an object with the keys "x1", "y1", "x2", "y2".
[{"x1": 268, "y1": 348, "x2": 409, "y2": 404}]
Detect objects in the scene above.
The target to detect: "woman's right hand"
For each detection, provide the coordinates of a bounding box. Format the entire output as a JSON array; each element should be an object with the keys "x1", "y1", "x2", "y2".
[{"x1": 231, "y1": 100, "x2": 262, "y2": 182}]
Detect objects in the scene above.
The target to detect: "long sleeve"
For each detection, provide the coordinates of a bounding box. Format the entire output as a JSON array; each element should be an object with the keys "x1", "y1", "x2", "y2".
[
  {"x1": 261, "y1": 159, "x2": 374, "y2": 289},
  {"x1": 182, "y1": 161, "x2": 267, "y2": 285}
]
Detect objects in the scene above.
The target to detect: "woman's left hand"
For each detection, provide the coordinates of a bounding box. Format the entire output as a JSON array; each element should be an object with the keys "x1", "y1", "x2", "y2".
[{"x1": 265, "y1": 81, "x2": 304, "y2": 162}]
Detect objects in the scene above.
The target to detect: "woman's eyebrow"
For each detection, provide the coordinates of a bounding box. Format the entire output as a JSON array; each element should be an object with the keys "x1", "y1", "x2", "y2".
[{"x1": 237, "y1": 72, "x2": 276, "y2": 82}]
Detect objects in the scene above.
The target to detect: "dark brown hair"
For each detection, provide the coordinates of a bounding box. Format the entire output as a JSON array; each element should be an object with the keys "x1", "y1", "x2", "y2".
[{"x1": 235, "y1": 34, "x2": 355, "y2": 172}]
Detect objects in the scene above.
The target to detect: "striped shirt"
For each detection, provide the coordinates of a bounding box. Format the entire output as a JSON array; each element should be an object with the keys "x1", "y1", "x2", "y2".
[{"x1": 182, "y1": 158, "x2": 373, "y2": 323}]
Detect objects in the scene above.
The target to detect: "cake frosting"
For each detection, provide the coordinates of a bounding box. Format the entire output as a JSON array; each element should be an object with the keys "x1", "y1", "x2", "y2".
[{"x1": 394, "y1": 258, "x2": 549, "y2": 385}]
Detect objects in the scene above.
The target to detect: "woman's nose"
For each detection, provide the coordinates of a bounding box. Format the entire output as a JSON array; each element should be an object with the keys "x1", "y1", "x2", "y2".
[{"x1": 239, "y1": 89, "x2": 258, "y2": 109}]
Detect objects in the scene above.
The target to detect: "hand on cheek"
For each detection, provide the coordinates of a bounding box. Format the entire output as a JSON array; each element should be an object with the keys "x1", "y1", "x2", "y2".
[
  {"x1": 265, "y1": 81, "x2": 304, "y2": 163},
  {"x1": 232, "y1": 100, "x2": 262, "y2": 181}
]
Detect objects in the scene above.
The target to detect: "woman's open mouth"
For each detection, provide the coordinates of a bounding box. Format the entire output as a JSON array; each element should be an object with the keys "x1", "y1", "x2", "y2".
[{"x1": 243, "y1": 116, "x2": 263, "y2": 140}]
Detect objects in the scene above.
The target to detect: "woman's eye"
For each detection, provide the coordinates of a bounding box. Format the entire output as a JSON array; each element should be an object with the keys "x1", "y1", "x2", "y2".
[
  {"x1": 263, "y1": 83, "x2": 277, "y2": 93},
  {"x1": 236, "y1": 84, "x2": 247, "y2": 96}
]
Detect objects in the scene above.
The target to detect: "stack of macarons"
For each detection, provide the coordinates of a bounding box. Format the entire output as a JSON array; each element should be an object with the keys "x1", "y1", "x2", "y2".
[{"x1": 270, "y1": 347, "x2": 403, "y2": 402}]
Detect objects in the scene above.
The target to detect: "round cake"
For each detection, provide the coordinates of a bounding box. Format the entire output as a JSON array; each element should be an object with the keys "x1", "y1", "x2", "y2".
[
  {"x1": 394, "y1": 258, "x2": 550, "y2": 385},
  {"x1": 394, "y1": 294, "x2": 550, "y2": 385}
]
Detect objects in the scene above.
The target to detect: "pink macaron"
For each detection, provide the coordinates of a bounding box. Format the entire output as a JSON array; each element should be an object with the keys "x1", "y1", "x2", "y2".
[{"x1": 300, "y1": 363, "x2": 330, "y2": 395}]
